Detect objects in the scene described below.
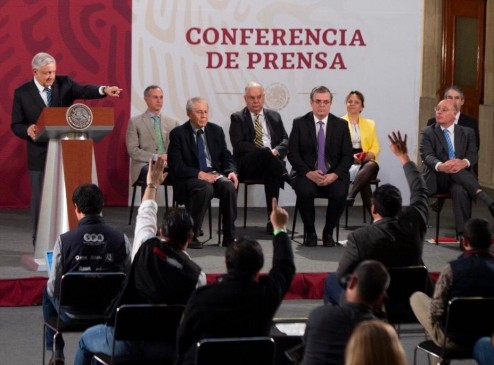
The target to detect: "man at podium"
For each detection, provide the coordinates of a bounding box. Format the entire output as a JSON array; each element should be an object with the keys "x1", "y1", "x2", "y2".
[{"x1": 11, "y1": 52, "x2": 122, "y2": 246}]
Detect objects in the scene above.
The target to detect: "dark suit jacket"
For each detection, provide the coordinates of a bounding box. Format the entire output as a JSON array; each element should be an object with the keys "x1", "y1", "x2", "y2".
[
  {"x1": 11, "y1": 76, "x2": 104, "y2": 171},
  {"x1": 168, "y1": 121, "x2": 236, "y2": 204},
  {"x1": 427, "y1": 113, "x2": 479, "y2": 150},
  {"x1": 420, "y1": 123, "x2": 477, "y2": 195},
  {"x1": 175, "y1": 232, "x2": 295, "y2": 365},
  {"x1": 336, "y1": 162, "x2": 429, "y2": 280},
  {"x1": 287, "y1": 112, "x2": 353, "y2": 183},
  {"x1": 229, "y1": 107, "x2": 288, "y2": 160}
]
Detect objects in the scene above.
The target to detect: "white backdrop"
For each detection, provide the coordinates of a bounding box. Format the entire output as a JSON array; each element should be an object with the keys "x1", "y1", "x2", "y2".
[{"x1": 132, "y1": 0, "x2": 423, "y2": 206}]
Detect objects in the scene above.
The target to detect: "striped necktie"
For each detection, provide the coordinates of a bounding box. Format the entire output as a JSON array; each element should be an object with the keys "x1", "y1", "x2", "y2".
[
  {"x1": 443, "y1": 129, "x2": 455, "y2": 159},
  {"x1": 44, "y1": 87, "x2": 52, "y2": 106},
  {"x1": 254, "y1": 114, "x2": 264, "y2": 148}
]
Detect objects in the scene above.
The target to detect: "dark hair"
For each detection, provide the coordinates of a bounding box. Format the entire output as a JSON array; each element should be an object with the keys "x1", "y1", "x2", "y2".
[
  {"x1": 161, "y1": 208, "x2": 194, "y2": 249},
  {"x1": 354, "y1": 260, "x2": 390, "y2": 304},
  {"x1": 143, "y1": 85, "x2": 162, "y2": 97},
  {"x1": 371, "y1": 184, "x2": 402, "y2": 217},
  {"x1": 225, "y1": 237, "x2": 264, "y2": 280},
  {"x1": 72, "y1": 184, "x2": 104, "y2": 215},
  {"x1": 463, "y1": 218, "x2": 493, "y2": 250},
  {"x1": 310, "y1": 86, "x2": 333, "y2": 102},
  {"x1": 346, "y1": 90, "x2": 365, "y2": 108}
]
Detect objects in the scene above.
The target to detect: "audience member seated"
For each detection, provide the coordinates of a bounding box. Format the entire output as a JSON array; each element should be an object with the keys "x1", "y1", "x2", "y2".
[
  {"x1": 325, "y1": 131, "x2": 428, "y2": 305},
  {"x1": 229, "y1": 81, "x2": 290, "y2": 233},
  {"x1": 174, "y1": 198, "x2": 295, "y2": 365},
  {"x1": 420, "y1": 99, "x2": 494, "y2": 239},
  {"x1": 43, "y1": 184, "x2": 131, "y2": 365},
  {"x1": 301, "y1": 260, "x2": 390, "y2": 365},
  {"x1": 288, "y1": 86, "x2": 353, "y2": 247},
  {"x1": 341, "y1": 90, "x2": 380, "y2": 213},
  {"x1": 427, "y1": 85, "x2": 480, "y2": 152},
  {"x1": 125, "y1": 85, "x2": 179, "y2": 186},
  {"x1": 74, "y1": 158, "x2": 205, "y2": 365},
  {"x1": 344, "y1": 320, "x2": 407, "y2": 365},
  {"x1": 474, "y1": 335, "x2": 494, "y2": 365},
  {"x1": 410, "y1": 217, "x2": 494, "y2": 349},
  {"x1": 168, "y1": 96, "x2": 238, "y2": 248}
]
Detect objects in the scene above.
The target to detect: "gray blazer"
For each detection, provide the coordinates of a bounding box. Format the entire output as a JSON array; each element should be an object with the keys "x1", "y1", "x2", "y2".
[{"x1": 126, "y1": 112, "x2": 180, "y2": 184}]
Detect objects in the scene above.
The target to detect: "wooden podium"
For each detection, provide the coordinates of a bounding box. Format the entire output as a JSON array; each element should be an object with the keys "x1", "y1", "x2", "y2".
[{"x1": 22, "y1": 106, "x2": 114, "y2": 271}]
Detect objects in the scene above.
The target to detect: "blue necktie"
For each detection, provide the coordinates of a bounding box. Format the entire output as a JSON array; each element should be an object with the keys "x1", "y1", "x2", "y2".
[
  {"x1": 317, "y1": 121, "x2": 326, "y2": 173},
  {"x1": 443, "y1": 129, "x2": 455, "y2": 159},
  {"x1": 196, "y1": 129, "x2": 208, "y2": 171},
  {"x1": 44, "y1": 87, "x2": 52, "y2": 106}
]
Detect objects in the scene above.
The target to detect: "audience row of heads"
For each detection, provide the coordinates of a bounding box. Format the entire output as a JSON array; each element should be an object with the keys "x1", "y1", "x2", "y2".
[{"x1": 72, "y1": 183, "x2": 265, "y2": 279}]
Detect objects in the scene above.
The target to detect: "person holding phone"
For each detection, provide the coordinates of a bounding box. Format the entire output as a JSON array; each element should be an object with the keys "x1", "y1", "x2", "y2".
[{"x1": 341, "y1": 91, "x2": 380, "y2": 215}]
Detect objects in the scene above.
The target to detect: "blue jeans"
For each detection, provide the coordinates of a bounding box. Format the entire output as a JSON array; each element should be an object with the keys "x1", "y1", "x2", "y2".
[
  {"x1": 42, "y1": 286, "x2": 68, "y2": 357},
  {"x1": 74, "y1": 324, "x2": 176, "y2": 365},
  {"x1": 474, "y1": 337, "x2": 494, "y2": 365},
  {"x1": 323, "y1": 273, "x2": 344, "y2": 305}
]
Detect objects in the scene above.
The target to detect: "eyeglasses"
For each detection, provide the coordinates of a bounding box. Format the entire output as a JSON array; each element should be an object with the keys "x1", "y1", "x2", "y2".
[
  {"x1": 434, "y1": 107, "x2": 454, "y2": 113},
  {"x1": 312, "y1": 99, "x2": 331, "y2": 106}
]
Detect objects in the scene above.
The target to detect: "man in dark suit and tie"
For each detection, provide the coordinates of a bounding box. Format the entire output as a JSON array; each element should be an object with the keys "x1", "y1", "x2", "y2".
[
  {"x1": 168, "y1": 97, "x2": 238, "y2": 248},
  {"x1": 420, "y1": 99, "x2": 494, "y2": 239},
  {"x1": 427, "y1": 85, "x2": 480, "y2": 151},
  {"x1": 288, "y1": 86, "x2": 353, "y2": 247},
  {"x1": 11, "y1": 52, "x2": 122, "y2": 246},
  {"x1": 229, "y1": 82, "x2": 290, "y2": 234}
]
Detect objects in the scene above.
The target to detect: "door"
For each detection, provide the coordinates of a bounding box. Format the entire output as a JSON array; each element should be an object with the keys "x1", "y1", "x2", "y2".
[{"x1": 440, "y1": 0, "x2": 485, "y2": 119}]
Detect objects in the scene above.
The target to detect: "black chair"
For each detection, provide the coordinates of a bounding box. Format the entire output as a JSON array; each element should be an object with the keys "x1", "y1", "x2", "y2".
[
  {"x1": 92, "y1": 304, "x2": 185, "y2": 365},
  {"x1": 413, "y1": 297, "x2": 494, "y2": 364},
  {"x1": 196, "y1": 336, "x2": 276, "y2": 365},
  {"x1": 384, "y1": 266, "x2": 430, "y2": 334},
  {"x1": 429, "y1": 192, "x2": 454, "y2": 245},
  {"x1": 239, "y1": 178, "x2": 266, "y2": 228},
  {"x1": 291, "y1": 194, "x2": 340, "y2": 244},
  {"x1": 344, "y1": 178, "x2": 380, "y2": 228},
  {"x1": 42, "y1": 272, "x2": 126, "y2": 365},
  {"x1": 271, "y1": 317, "x2": 307, "y2": 365},
  {"x1": 128, "y1": 178, "x2": 172, "y2": 225}
]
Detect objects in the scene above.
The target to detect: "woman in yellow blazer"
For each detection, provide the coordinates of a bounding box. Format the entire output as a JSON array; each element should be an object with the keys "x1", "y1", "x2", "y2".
[{"x1": 341, "y1": 91, "x2": 380, "y2": 213}]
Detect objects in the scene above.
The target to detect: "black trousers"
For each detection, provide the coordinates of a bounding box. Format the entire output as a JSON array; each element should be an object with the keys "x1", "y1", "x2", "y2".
[
  {"x1": 236, "y1": 148, "x2": 286, "y2": 218},
  {"x1": 294, "y1": 175, "x2": 348, "y2": 236},
  {"x1": 185, "y1": 177, "x2": 237, "y2": 242}
]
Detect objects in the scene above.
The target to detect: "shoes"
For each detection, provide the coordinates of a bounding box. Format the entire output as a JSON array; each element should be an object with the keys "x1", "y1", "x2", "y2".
[
  {"x1": 198, "y1": 229, "x2": 204, "y2": 237},
  {"x1": 266, "y1": 221, "x2": 273, "y2": 235},
  {"x1": 221, "y1": 238, "x2": 236, "y2": 247},
  {"x1": 322, "y1": 231, "x2": 336, "y2": 247},
  {"x1": 304, "y1": 231, "x2": 317, "y2": 247},
  {"x1": 489, "y1": 203, "x2": 494, "y2": 218},
  {"x1": 188, "y1": 238, "x2": 204, "y2": 249},
  {"x1": 346, "y1": 197, "x2": 355, "y2": 207}
]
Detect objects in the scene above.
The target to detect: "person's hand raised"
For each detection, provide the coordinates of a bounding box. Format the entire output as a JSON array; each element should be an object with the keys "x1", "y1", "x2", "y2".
[
  {"x1": 388, "y1": 131, "x2": 410, "y2": 165},
  {"x1": 270, "y1": 198, "x2": 288, "y2": 230},
  {"x1": 147, "y1": 157, "x2": 167, "y2": 187}
]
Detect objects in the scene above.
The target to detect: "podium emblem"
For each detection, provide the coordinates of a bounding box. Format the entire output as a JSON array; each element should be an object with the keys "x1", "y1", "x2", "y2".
[{"x1": 66, "y1": 103, "x2": 93, "y2": 131}]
